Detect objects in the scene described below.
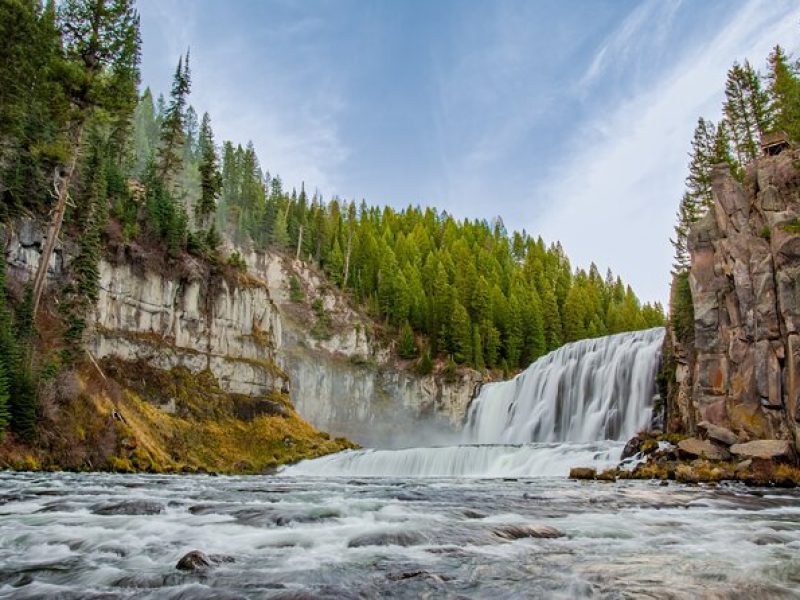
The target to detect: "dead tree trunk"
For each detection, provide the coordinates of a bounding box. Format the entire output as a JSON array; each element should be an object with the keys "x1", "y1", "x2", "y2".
[
  {"x1": 343, "y1": 227, "x2": 352, "y2": 287},
  {"x1": 295, "y1": 225, "x2": 303, "y2": 261},
  {"x1": 30, "y1": 127, "x2": 84, "y2": 320}
]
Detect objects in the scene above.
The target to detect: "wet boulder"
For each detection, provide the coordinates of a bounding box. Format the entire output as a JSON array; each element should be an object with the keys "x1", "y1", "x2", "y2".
[
  {"x1": 176, "y1": 550, "x2": 234, "y2": 571},
  {"x1": 569, "y1": 467, "x2": 596, "y2": 480},
  {"x1": 621, "y1": 435, "x2": 643, "y2": 460}
]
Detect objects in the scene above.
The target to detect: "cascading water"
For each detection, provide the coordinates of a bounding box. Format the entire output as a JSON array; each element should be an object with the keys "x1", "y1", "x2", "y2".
[
  {"x1": 463, "y1": 327, "x2": 665, "y2": 444},
  {"x1": 283, "y1": 327, "x2": 665, "y2": 478}
]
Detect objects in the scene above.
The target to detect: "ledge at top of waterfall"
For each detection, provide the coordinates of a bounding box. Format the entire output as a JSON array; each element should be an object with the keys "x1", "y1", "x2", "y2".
[
  {"x1": 463, "y1": 327, "x2": 664, "y2": 445},
  {"x1": 282, "y1": 328, "x2": 665, "y2": 479}
]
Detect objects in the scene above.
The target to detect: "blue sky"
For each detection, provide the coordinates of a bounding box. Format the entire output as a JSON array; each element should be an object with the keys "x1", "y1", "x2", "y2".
[{"x1": 137, "y1": 0, "x2": 800, "y2": 304}]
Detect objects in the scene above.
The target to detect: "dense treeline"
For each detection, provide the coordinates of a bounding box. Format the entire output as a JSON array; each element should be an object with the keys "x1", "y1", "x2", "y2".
[{"x1": 0, "y1": 1, "x2": 662, "y2": 441}]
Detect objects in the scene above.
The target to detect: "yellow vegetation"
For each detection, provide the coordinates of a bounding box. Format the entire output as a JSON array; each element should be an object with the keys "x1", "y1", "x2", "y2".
[{"x1": 0, "y1": 360, "x2": 355, "y2": 474}]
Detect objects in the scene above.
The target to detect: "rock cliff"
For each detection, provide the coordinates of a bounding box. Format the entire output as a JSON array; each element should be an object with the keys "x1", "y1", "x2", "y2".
[
  {"x1": 243, "y1": 251, "x2": 483, "y2": 448},
  {"x1": 3, "y1": 218, "x2": 480, "y2": 459},
  {"x1": 666, "y1": 150, "x2": 800, "y2": 455}
]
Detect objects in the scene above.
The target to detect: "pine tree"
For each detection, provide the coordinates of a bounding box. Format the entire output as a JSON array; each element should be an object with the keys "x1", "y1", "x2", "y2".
[
  {"x1": 398, "y1": 321, "x2": 417, "y2": 359},
  {"x1": 686, "y1": 117, "x2": 718, "y2": 209},
  {"x1": 472, "y1": 324, "x2": 485, "y2": 371},
  {"x1": 196, "y1": 112, "x2": 221, "y2": 228},
  {"x1": 30, "y1": 0, "x2": 141, "y2": 319},
  {"x1": 158, "y1": 51, "x2": 191, "y2": 187},
  {"x1": 450, "y1": 300, "x2": 472, "y2": 364},
  {"x1": 767, "y1": 45, "x2": 800, "y2": 140},
  {"x1": 723, "y1": 60, "x2": 772, "y2": 164},
  {"x1": 0, "y1": 251, "x2": 13, "y2": 438}
]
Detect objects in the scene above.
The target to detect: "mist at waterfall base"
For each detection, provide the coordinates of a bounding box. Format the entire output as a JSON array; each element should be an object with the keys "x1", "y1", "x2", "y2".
[{"x1": 285, "y1": 328, "x2": 665, "y2": 478}]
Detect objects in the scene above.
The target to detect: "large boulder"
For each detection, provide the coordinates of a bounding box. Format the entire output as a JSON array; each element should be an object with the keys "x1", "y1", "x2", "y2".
[
  {"x1": 729, "y1": 440, "x2": 793, "y2": 461},
  {"x1": 697, "y1": 421, "x2": 739, "y2": 446},
  {"x1": 677, "y1": 438, "x2": 730, "y2": 461}
]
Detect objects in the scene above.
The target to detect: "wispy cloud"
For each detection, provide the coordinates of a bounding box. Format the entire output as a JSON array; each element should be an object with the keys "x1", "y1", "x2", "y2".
[{"x1": 534, "y1": 0, "x2": 800, "y2": 304}]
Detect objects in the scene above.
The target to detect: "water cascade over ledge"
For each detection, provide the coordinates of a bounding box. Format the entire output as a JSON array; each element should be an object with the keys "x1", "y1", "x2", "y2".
[
  {"x1": 283, "y1": 328, "x2": 665, "y2": 478},
  {"x1": 463, "y1": 327, "x2": 665, "y2": 445}
]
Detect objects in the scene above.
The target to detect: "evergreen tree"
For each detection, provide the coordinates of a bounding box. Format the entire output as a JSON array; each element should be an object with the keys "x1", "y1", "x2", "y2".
[
  {"x1": 767, "y1": 45, "x2": 800, "y2": 140},
  {"x1": 723, "y1": 60, "x2": 772, "y2": 164},
  {"x1": 158, "y1": 51, "x2": 191, "y2": 187},
  {"x1": 196, "y1": 112, "x2": 221, "y2": 228},
  {"x1": 398, "y1": 321, "x2": 417, "y2": 359}
]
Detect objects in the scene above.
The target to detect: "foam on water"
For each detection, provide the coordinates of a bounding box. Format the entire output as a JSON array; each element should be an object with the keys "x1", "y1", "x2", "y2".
[
  {"x1": 1, "y1": 472, "x2": 799, "y2": 599},
  {"x1": 281, "y1": 442, "x2": 623, "y2": 478}
]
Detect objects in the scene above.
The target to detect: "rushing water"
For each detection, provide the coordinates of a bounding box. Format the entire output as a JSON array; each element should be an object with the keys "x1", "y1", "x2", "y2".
[
  {"x1": 289, "y1": 329, "x2": 665, "y2": 479},
  {"x1": 465, "y1": 328, "x2": 665, "y2": 445},
  {"x1": 0, "y1": 472, "x2": 798, "y2": 599}
]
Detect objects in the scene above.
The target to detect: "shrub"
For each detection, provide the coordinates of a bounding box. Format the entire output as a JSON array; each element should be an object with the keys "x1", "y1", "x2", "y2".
[{"x1": 289, "y1": 276, "x2": 305, "y2": 302}]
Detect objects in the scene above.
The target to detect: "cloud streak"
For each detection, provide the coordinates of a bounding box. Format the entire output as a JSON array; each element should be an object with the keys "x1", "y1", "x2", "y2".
[{"x1": 533, "y1": 0, "x2": 800, "y2": 304}]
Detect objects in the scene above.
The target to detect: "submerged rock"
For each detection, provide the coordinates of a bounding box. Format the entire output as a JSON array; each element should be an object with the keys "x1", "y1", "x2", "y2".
[
  {"x1": 492, "y1": 524, "x2": 564, "y2": 540},
  {"x1": 347, "y1": 531, "x2": 423, "y2": 548},
  {"x1": 92, "y1": 500, "x2": 164, "y2": 515}
]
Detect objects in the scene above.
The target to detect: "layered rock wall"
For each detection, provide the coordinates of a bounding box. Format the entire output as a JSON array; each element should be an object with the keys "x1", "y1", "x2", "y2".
[
  {"x1": 670, "y1": 151, "x2": 800, "y2": 452},
  {"x1": 4, "y1": 219, "x2": 479, "y2": 446}
]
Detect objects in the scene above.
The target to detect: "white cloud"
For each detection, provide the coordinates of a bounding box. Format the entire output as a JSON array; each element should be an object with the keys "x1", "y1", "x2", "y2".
[{"x1": 533, "y1": 0, "x2": 800, "y2": 304}]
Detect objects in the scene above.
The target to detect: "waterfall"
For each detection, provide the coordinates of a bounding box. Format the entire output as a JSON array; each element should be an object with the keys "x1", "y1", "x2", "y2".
[
  {"x1": 282, "y1": 328, "x2": 665, "y2": 478},
  {"x1": 463, "y1": 327, "x2": 664, "y2": 444}
]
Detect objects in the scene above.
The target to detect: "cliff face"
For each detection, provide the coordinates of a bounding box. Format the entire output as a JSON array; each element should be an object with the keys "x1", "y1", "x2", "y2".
[
  {"x1": 3, "y1": 218, "x2": 479, "y2": 463},
  {"x1": 243, "y1": 252, "x2": 482, "y2": 448},
  {"x1": 669, "y1": 150, "x2": 800, "y2": 452}
]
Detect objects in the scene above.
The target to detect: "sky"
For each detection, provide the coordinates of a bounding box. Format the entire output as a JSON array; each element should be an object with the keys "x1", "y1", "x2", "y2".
[{"x1": 136, "y1": 0, "x2": 800, "y2": 304}]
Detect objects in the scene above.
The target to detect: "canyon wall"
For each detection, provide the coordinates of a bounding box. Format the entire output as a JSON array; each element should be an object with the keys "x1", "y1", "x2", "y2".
[
  {"x1": 667, "y1": 150, "x2": 800, "y2": 453},
  {"x1": 4, "y1": 219, "x2": 480, "y2": 449}
]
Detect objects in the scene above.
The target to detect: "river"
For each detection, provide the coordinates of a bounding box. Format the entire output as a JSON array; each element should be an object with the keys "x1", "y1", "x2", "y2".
[{"x1": 0, "y1": 471, "x2": 799, "y2": 599}]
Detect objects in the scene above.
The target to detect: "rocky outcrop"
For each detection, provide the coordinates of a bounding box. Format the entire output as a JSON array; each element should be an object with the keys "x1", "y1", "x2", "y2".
[
  {"x1": 5, "y1": 222, "x2": 288, "y2": 399},
  {"x1": 667, "y1": 150, "x2": 800, "y2": 458}
]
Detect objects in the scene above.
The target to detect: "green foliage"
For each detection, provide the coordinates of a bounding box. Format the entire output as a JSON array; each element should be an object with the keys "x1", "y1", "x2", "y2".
[
  {"x1": 416, "y1": 350, "x2": 433, "y2": 376},
  {"x1": 767, "y1": 45, "x2": 800, "y2": 141},
  {"x1": 310, "y1": 297, "x2": 332, "y2": 340},
  {"x1": 398, "y1": 321, "x2": 417, "y2": 359},
  {"x1": 226, "y1": 251, "x2": 247, "y2": 271},
  {"x1": 671, "y1": 271, "x2": 694, "y2": 345},
  {"x1": 289, "y1": 275, "x2": 305, "y2": 303}
]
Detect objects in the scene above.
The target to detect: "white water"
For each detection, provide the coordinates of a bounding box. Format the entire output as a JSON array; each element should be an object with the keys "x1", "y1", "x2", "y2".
[
  {"x1": 282, "y1": 442, "x2": 623, "y2": 478},
  {"x1": 287, "y1": 329, "x2": 665, "y2": 478},
  {"x1": 464, "y1": 327, "x2": 664, "y2": 444}
]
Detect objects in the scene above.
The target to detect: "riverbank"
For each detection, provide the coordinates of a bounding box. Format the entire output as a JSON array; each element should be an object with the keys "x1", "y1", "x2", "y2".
[{"x1": 570, "y1": 431, "x2": 800, "y2": 487}]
